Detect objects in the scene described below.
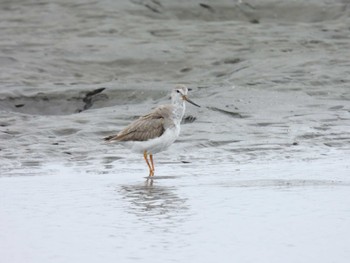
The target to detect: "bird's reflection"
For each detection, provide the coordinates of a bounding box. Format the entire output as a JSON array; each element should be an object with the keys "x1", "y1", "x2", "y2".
[{"x1": 119, "y1": 179, "x2": 188, "y2": 227}]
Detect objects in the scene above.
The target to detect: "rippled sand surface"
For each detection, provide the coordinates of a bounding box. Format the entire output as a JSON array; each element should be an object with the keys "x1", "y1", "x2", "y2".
[{"x1": 1, "y1": 0, "x2": 350, "y2": 262}]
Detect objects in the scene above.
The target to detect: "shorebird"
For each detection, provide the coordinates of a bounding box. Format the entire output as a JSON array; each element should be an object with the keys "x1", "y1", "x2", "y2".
[{"x1": 104, "y1": 85, "x2": 200, "y2": 177}]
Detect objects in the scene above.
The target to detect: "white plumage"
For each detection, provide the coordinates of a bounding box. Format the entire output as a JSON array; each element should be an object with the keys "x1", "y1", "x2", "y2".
[{"x1": 104, "y1": 85, "x2": 200, "y2": 177}]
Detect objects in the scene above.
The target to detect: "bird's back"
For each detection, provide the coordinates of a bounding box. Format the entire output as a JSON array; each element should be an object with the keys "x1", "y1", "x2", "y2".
[{"x1": 105, "y1": 104, "x2": 175, "y2": 142}]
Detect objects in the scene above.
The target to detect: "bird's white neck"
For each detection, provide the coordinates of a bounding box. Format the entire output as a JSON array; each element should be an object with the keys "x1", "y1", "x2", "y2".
[{"x1": 172, "y1": 99, "x2": 185, "y2": 123}]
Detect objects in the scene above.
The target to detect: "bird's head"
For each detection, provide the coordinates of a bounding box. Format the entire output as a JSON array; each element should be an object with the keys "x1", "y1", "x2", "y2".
[{"x1": 171, "y1": 85, "x2": 200, "y2": 107}]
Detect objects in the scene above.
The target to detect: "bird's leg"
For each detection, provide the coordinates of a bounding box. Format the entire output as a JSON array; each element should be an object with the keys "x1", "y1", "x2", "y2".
[
  {"x1": 143, "y1": 151, "x2": 153, "y2": 177},
  {"x1": 149, "y1": 154, "x2": 155, "y2": 176}
]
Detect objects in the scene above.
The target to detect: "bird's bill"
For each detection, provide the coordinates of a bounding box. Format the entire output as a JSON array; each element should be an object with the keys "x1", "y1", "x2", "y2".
[{"x1": 182, "y1": 95, "x2": 200, "y2": 107}]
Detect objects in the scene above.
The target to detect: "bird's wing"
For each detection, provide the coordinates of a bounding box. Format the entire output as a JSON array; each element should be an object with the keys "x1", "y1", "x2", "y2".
[{"x1": 105, "y1": 105, "x2": 174, "y2": 142}]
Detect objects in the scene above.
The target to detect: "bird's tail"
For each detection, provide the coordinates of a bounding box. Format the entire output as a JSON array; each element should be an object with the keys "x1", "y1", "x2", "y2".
[{"x1": 104, "y1": 135, "x2": 118, "y2": 141}]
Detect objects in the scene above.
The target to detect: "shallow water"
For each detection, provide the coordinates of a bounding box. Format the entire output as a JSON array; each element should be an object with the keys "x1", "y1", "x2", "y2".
[
  {"x1": 1, "y1": 159, "x2": 350, "y2": 263},
  {"x1": 1, "y1": 0, "x2": 350, "y2": 262}
]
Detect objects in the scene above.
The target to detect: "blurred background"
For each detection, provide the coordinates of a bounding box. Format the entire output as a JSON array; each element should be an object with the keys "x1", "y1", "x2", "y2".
[{"x1": 1, "y1": 0, "x2": 349, "y2": 170}]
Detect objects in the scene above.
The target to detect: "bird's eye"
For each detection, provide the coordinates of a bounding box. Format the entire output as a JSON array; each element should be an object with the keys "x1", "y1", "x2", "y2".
[{"x1": 176, "y1": 90, "x2": 180, "y2": 93}]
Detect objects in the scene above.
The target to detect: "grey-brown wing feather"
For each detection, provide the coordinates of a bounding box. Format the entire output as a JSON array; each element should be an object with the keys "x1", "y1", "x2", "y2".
[{"x1": 105, "y1": 105, "x2": 174, "y2": 142}]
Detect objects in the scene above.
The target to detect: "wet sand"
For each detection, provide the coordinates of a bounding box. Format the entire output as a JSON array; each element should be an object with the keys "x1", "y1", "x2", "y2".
[{"x1": 1, "y1": 0, "x2": 350, "y2": 262}]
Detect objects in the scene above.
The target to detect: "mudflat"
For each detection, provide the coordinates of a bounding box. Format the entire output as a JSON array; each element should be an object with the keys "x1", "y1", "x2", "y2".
[{"x1": 1, "y1": 1, "x2": 350, "y2": 262}]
